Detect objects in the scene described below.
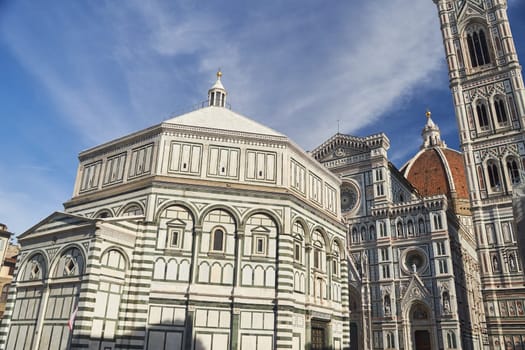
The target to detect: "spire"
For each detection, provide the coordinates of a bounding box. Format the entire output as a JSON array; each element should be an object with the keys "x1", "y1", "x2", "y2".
[
  {"x1": 208, "y1": 69, "x2": 227, "y2": 107},
  {"x1": 421, "y1": 110, "x2": 446, "y2": 149}
]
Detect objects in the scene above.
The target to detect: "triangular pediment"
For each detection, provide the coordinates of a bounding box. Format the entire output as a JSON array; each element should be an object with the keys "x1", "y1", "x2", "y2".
[
  {"x1": 457, "y1": 0, "x2": 485, "y2": 21},
  {"x1": 401, "y1": 274, "x2": 431, "y2": 306},
  {"x1": 311, "y1": 133, "x2": 371, "y2": 163},
  {"x1": 251, "y1": 225, "x2": 271, "y2": 234},
  {"x1": 166, "y1": 218, "x2": 187, "y2": 227},
  {"x1": 18, "y1": 211, "x2": 96, "y2": 241}
]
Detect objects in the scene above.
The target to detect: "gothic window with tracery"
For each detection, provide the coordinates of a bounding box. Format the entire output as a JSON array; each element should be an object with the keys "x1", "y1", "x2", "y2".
[
  {"x1": 476, "y1": 102, "x2": 490, "y2": 131},
  {"x1": 487, "y1": 160, "x2": 501, "y2": 189},
  {"x1": 418, "y1": 218, "x2": 425, "y2": 235},
  {"x1": 407, "y1": 220, "x2": 414, "y2": 236},
  {"x1": 369, "y1": 225, "x2": 375, "y2": 240},
  {"x1": 506, "y1": 157, "x2": 521, "y2": 185},
  {"x1": 466, "y1": 26, "x2": 491, "y2": 67},
  {"x1": 494, "y1": 97, "x2": 509, "y2": 125},
  {"x1": 447, "y1": 331, "x2": 458, "y2": 348},
  {"x1": 396, "y1": 221, "x2": 403, "y2": 237}
]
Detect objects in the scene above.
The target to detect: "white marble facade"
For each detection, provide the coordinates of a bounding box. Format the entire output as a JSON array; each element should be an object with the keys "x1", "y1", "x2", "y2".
[{"x1": 0, "y1": 75, "x2": 349, "y2": 350}]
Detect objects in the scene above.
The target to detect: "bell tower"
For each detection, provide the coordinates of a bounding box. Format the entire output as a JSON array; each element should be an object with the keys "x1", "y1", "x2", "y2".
[{"x1": 432, "y1": 0, "x2": 525, "y2": 347}]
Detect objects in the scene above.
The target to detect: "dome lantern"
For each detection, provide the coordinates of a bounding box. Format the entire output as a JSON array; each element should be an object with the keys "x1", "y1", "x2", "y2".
[{"x1": 208, "y1": 70, "x2": 227, "y2": 107}]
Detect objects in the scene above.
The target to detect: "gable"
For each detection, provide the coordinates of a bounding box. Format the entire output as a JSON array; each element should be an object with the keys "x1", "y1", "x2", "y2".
[
  {"x1": 311, "y1": 134, "x2": 371, "y2": 163},
  {"x1": 18, "y1": 212, "x2": 96, "y2": 241}
]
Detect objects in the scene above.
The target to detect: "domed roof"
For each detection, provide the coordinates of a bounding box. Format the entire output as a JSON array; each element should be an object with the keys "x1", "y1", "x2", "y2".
[{"x1": 401, "y1": 112, "x2": 469, "y2": 211}]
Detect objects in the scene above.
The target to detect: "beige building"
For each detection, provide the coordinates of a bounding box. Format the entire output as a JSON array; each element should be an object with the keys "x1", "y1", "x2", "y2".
[{"x1": 0, "y1": 224, "x2": 18, "y2": 319}]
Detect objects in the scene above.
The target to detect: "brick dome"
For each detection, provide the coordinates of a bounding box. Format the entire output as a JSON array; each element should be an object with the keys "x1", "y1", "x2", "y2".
[
  {"x1": 401, "y1": 113, "x2": 470, "y2": 213},
  {"x1": 402, "y1": 147, "x2": 469, "y2": 201}
]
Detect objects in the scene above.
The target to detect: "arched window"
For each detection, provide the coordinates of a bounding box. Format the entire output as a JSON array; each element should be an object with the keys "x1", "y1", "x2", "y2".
[
  {"x1": 211, "y1": 228, "x2": 225, "y2": 252},
  {"x1": 360, "y1": 227, "x2": 366, "y2": 241},
  {"x1": 494, "y1": 97, "x2": 508, "y2": 125},
  {"x1": 379, "y1": 221, "x2": 386, "y2": 237},
  {"x1": 506, "y1": 157, "x2": 521, "y2": 185},
  {"x1": 352, "y1": 228, "x2": 358, "y2": 243},
  {"x1": 121, "y1": 204, "x2": 143, "y2": 216},
  {"x1": 492, "y1": 255, "x2": 500, "y2": 272},
  {"x1": 434, "y1": 215, "x2": 443, "y2": 230},
  {"x1": 369, "y1": 225, "x2": 376, "y2": 240},
  {"x1": 384, "y1": 294, "x2": 391, "y2": 316},
  {"x1": 487, "y1": 160, "x2": 501, "y2": 189},
  {"x1": 418, "y1": 218, "x2": 425, "y2": 235},
  {"x1": 55, "y1": 247, "x2": 85, "y2": 278},
  {"x1": 442, "y1": 291, "x2": 451, "y2": 313},
  {"x1": 466, "y1": 27, "x2": 491, "y2": 67},
  {"x1": 509, "y1": 254, "x2": 517, "y2": 272},
  {"x1": 447, "y1": 331, "x2": 458, "y2": 348},
  {"x1": 407, "y1": 220, "x2": 414, "y2": 236},
  {"x1": 386, "y1": 332, "x2": 395, "y2": 349},
  {"x1": 396, "y1": 221, "x2": 403, "y2": 237},
  {"x1": 476, "y1": 102, "x2": 490, "y2": 131}
]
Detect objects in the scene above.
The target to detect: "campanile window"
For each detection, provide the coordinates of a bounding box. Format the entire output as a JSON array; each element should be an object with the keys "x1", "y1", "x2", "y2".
[{"x1": 466, "y1": 27, "x2": 491, "y2": 67}]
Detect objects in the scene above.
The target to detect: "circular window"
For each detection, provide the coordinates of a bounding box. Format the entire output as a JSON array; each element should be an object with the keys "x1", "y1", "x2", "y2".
[
  {"x1": 341, "y1": 183, "x2": 359, "y2": 212},
  {"x1": 401, "y1": 247, "x2": 428, "y2": 274}
]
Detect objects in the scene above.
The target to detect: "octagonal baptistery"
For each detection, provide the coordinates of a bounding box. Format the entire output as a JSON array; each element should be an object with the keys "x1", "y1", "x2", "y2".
[
  {"x1": 2, "y1": 73, "x2": 349, "y2": 350},
  {"x1": 401, "y1": 113, "x2": 470, "y2": 216}
]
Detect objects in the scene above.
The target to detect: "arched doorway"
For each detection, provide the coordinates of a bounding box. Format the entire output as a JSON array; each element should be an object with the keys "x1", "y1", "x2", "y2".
[
  {"x1": 409, "y1": 303, "x2": 434, "y2": 350},
  {"x1": 348, "y1": 286, "x2": 362, "y2": 350}
]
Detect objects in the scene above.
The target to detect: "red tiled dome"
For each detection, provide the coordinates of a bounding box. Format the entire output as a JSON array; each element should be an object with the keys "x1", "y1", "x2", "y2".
[{"x1": 402, "y1": 147, "x2": 469, "y2": 201}]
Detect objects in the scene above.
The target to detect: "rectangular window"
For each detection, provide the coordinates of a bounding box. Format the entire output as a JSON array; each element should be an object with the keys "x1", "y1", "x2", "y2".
[
  {"x1": 436, "y1": 241, "x2": 446, "y2": 256},
  {"x1": 253, "y1": 235, "x2": 266, "y2": 255},
  {"x1": 128, "y1": 143, "x2": 154, "y2": 178},
  {"x1": 168, "y1": 141, "x2": 202, "y2": 175},
  {"x1": 208, "y1": 146, "x2": 240, "y2": 179},
  {"x1": 309, "y1": 173, "x2": 323, "y2": 205},
  {"x1": 103, "y1": 152, "x2": 127, "y2": 186},
  {"x1": 325, "y1": 183, "x2": 337, "y2": 213},
  {"x1": 382, "y1": 265, "x2": 390, "y2": 279},
  {"x1": 212, "y1": 229, "x2": 225, "y2": 252},
  {"x1": 332, "y1": 259, "x2": 338, "y2": 276},
  {"x1": 380, "y1": 248, "x2": 389, "y2": 261},
  {"x1": 313, "y1": 249, "x2": 320, "y2": 269},
  {"x1": 246, "y1": 150, "x2": 277, "y2": 182},
  {"x1": 295, "y1": 243, "x2": 301, "y2": 262},
  {"x1": 290, "y1": 159, "x2": 307, "y2": 194},
  {"x1": 168, "y1": 228, "x2": 182, "y2": 249},
  {"x1": 80, "y1": 160, "x2": 102, "y2": 192}
]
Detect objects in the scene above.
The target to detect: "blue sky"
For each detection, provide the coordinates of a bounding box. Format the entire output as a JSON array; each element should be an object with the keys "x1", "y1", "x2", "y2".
[{"x1": 1, "y1": 0, "x2": 524, "y2": 235}]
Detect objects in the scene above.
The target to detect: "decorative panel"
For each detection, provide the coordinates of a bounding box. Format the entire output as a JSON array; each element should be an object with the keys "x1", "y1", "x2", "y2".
[{"x1": 103, "y1": 152, "x2": 127, "y2": 186}]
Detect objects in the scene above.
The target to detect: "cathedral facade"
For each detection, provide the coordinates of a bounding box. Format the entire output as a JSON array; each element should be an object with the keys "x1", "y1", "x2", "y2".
[{"x1": 1, "y1": 0, "x2": 525, "y2": 350}]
